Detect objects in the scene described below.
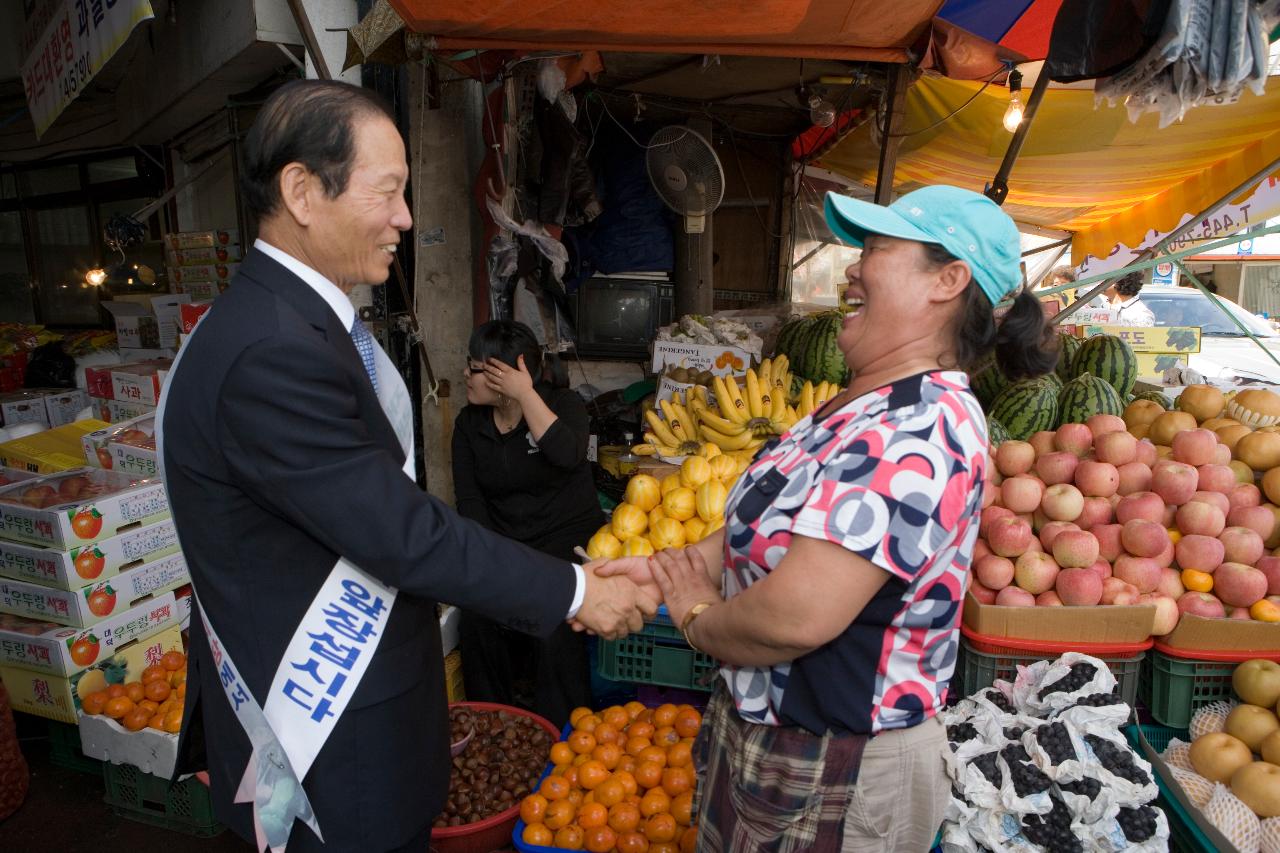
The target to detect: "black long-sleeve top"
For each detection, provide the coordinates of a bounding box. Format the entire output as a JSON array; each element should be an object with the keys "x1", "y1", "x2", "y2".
[{"x1": 451, "y1": 385, "x2": 604, "y2": 561}]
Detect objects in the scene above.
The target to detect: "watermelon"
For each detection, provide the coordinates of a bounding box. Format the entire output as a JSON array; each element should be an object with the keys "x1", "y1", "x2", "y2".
[
  {"x1": 1057, "y1": 373, "x2": 1125, "y2": 426},
  {"x1": 1056, "y1": 333, "x2": 1082, "y2": 382},
  {"x1": 1132, "y1": 389, "x2": 1171, "y2": 410},
  {"x1": 989, "y1": 377, "x2": 1060, "y2": 441},
  {"x1": 987, "y1": 416, "x2": 1010, "y2": 446},
  {"x1": 1071, "y1": 334, "x2": 1138, "y2": 398},
  {"x1": 777, "y1": 311, "x2": 850, "y2": 387}
]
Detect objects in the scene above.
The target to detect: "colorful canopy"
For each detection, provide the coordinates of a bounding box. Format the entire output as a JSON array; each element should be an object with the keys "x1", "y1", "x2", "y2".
[
  {"x1": 937, "y1": 0, "x2": 1064, "y2": 60},
  {"x1": 814, "y1": 74, "x2": 1280, "y2": 265},
  {"x1": 386, "y1": 0, "x2": 944, "y2": 62}
]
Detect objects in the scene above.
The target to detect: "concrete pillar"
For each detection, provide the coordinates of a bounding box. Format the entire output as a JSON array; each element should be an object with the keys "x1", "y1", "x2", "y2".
[{"x1": 409, "y1": 64, "x2": 484, "y2": 502}]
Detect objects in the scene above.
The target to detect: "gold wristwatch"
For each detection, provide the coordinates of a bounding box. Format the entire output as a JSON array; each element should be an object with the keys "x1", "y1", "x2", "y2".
[{"x1": 681, "y1": 602, "x2": 714, "y2": 651}]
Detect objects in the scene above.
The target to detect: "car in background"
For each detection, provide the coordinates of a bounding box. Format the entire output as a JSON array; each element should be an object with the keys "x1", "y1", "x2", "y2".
[{"x1": 1137, "y1": 286, "x2": 1280, "y2": 385}]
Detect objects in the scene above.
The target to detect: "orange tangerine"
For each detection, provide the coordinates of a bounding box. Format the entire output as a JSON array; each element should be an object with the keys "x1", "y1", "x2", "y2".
[
  {"x1": 602, "y1": 705, "x2": 630, "y2": 729},
  {"x1": 140, "y1": 664, "x2": 168, "y2": 684},
  {"x1": 667, "y1": 742, "x2": 693, "y2": 769},
  {"x1": 554, "y1": 824, "x2": 585, "y2": 850},
  {"x1": 652, "y1": 704, "x2": 679, "y2": 727},
  {"x1": 653, "y1": 726, "x2": 680, "y2": 748},
  {"x1": 583, "y1": 825, "x2": 617, "y2": 853},
  {"x1": 568, "y1": 730, "x2": 598, "y2": 755},
  {"x1": 1181, "y1": 569, "x2": 1214, "y2": 593},
  {"x1": 637, "y1": 746, "x2": 668, "y2": 768},
  {"x1": 625, "y1": 736, "x2": 652, "y2": 757},
  {"x1": 545, "y1": 798, "x2": 575, "y2": 831},
  {"x1": 662, "y1": 766, "x2": 693, "y2": 797},
  {"x1": 671, "y1": 791, "x2": 693, "y2": 826},
  {"x1": 593, "y1": 742, "x2": 622, "y2": 770},
  {"x1": 595, "y1": 777, "x2": 626, "y2": 808},
  {"x1": 635, "y1": 760, "x2": 664, "y2": 790},
  {"x1": 570, "y1": 706, "x2": 593, "y2": 727},
  {"x1": 624, "y1": 701, "x2": 646, "y2": 720},
  {"x1": 645, "y1": 813, "x2": 678, "y2": 843},
  {"x1": 680, "y1": 827, "x2": 698, "y2": 853},
  {"x1": 104, "y1": 696, "x2": 135, "y2": 719},
  {"x1": 640, "y1": 788, "x2": 671, "y2": 818},
  {"x1": 594, "y1": 722, "x2": 621, "y2": 745},
  {"x1": 578, "y1": 801, "x2": 609, "y2": 828},
  {"x1": 162, "y1": 708, "x2": 183, "y2": 733},
  {"x1": 523, "y1": 824, "x2": 553, "y2": 845},
  {"x1": 615, "y1": 770, "x2": 639, "y2": 796},
  {"x1": 81, "y1": 691, "x2": 108, "y2": 716},
  {"x1": 609, "y1": 802, "x2": 642, "y2": 834},
  {"x1": 550, "y1": 741, "x2": 574, "y2": 766},
  {"x1": 540, "y1": 775, "x2": 571, "y2": 801},
  {"x1": 628, "y1": 721, "x2": 656, "y2": 741},
  {"x1": 673, "y1": 708, "x2": 702, "y2": 738},
  {"x1": 577, "y1": 714, "x2": 602, "y2": 734},
  {"x1": 520, "y1": 793, "x2": 548, "y2": 825},
  {"x1": 579, "y1": 759, "x2": 610, "y2": 790},
  {"x1": 144, "y1": 679, "x2": 171, "y2": 702},
  {"x1": 106, "y1": 684, "x2": 127, "y2": 699},
  {"x1": 148, "y1": 713, "x2": 166, "y2": 730}
]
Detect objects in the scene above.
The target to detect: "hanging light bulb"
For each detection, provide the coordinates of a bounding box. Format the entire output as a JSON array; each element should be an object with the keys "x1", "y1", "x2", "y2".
[
  {"x1": 1002, "y1": 69, "x2": 1025, "y2": 133},
  {"x1": 808, "y1": 93, "x2": 836, "y2": 128},
  {"x1": 85, "y1": 268, "x2": 107, "y2": 287}
]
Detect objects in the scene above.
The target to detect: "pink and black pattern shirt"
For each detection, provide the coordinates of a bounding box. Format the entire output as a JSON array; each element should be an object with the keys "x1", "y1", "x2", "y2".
[{"x1": 719, "y1": 370, "x2": 988, "y2": 735}]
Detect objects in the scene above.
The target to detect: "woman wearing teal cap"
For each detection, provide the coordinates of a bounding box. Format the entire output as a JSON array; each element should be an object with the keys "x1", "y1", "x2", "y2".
[{"x1": 602, "y1": 185, "x2": 1056, "y2": 850}]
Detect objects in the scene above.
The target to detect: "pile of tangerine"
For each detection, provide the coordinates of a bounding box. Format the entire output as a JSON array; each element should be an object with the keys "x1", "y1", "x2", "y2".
[
  {"x1": 519, "y1": 701, "x2": 702, "y2": 853},
  {"x1": 79, "y1": 649, "x2": 188, "y2": 734}
]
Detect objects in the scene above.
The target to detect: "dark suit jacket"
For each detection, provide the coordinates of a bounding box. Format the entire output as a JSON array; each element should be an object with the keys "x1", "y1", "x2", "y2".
[{"x1": 161, "y1": 249, "x2": 576, "y2": 851}]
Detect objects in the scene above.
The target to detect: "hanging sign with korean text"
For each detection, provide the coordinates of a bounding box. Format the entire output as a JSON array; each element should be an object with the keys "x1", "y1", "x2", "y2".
[{"x1": 20, "y1": 0, "x2": 155, "y2": 138}]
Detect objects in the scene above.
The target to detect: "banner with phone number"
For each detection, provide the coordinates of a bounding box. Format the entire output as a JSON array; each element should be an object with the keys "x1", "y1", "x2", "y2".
[{"x1": 20, "y1": 0, "x2": 155, "y2": 139}]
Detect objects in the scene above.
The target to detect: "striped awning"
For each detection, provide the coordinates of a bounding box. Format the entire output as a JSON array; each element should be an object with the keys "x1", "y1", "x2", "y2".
[{"x1": 814, "y1": 74, "x2": 1280, "y2": 264}]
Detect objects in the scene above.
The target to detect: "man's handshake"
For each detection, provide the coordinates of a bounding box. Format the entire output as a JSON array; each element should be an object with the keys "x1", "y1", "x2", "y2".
[{"x1": 569, "y1": 557, "x2": 661, "y2": 640}]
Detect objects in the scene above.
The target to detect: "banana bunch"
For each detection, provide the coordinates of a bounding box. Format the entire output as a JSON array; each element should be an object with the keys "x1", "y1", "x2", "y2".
[
  {"x1": 632, "y1": 389, "x2": 721, "y2": 459},
  {"x1": 694, "y1": 356, "x2": 800, "y2": 451},
  {"x1": 795, "y1": 379, "x2": 839, "y2": 419}
]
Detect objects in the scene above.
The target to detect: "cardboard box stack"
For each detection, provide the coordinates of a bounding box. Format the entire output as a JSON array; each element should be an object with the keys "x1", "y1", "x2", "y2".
[
  {"x1": 102, "y1": 295, "x2": 189, "y2": 353},
  {"x1": 0, "y1": 388, "x2": 90, "y2": 429},
  {"x1": 0, "y1": 467, "x2": 189, "y2": 723},
  {"x1": 82, "y1": 414, "x2": 158, "y2": 476},
  {"x1": 83, "y1": 360, "x2": 171, "y2": 425},
  {"x1": 166, "y1": 228, "x2": 239, "y2": 301}
]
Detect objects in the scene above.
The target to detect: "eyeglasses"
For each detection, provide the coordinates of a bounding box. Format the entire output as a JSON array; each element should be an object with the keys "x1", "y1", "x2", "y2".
[{"x1": 463, "y1": 362, "x2": 485, "y2": 376}]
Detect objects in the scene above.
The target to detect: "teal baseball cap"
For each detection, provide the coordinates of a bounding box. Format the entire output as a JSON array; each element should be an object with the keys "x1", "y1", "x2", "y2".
[{"x1": 824, "y1": 185, "x2": 1023, "y2": 307}]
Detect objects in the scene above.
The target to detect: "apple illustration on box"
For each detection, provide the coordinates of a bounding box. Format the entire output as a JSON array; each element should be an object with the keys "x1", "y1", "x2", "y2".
[
  {"x1": 216, "y1": 247, "x2": 228, "y2": 261},
  {"x1": 217, "y1": 230, "x2": 231, "y2": 245},
  {"x1": 216, "y1": 264, "x2": 228, "y2": 279}
]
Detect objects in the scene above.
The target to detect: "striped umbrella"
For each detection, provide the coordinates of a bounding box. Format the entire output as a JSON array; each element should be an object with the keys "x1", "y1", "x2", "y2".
[{"x1": 937, "y1": 0, "x2": 1065, "y2": 61}]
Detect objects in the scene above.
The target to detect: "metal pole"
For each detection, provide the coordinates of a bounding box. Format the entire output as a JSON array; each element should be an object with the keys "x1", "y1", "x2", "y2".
[
  {"x1": 985, "y1": 69, "x2": 1051, "y2": 206},
  {"x1": 1052, "y1": 155, "x2": 1280, "y2": 325},
  {"x1": 874, "y1": 65, "x2": 908, "y2": 206}
]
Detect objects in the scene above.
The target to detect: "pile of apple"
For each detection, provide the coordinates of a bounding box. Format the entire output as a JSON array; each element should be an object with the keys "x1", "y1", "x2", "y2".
[
  {"x1": 976, "y1": 413, "x2": 1280, "y2": 636},
  {"x1": 1163, "y1": 659, "x2": 1280, "y2": 850}
]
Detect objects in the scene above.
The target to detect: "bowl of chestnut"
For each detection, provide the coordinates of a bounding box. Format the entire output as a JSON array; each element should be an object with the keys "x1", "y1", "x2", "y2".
[{"x1": 430, "y1": 702, "x2": 557, "y2": 852}]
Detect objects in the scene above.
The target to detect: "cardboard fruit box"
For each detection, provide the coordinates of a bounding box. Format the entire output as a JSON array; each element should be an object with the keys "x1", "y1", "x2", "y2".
[
  {"x1": 165, "y1": 228, "x2": 239, "y2": 251},
  {"x1": 651, "y1": 340, "x2": 755, "y2": 378},
  {"x1": 0, "y1": 420, "x2": 112, "y2": 474},
  {"x1": 962, "y1": 591, "x2": 1156, "y2": 644},
  {"x1": 0, "y1": 468, "x2": 168, "y2": 549},
  {"x1": 1159, "y1": 613, "x2": 1280, "y2": 652},
  {"x1": 0, "y1": 589, "x2": 186, "y2": 677},
  {"x1": 91, "y1": 398, "x2": 155, "y2": 425},
  {"x1": 81, "y1": 414, "x2": 157, "y2": 476},
  {"x1": 0, "y1": 551, "x2": 188, "y2": 628},
  {"x1": 0, "y1": 517, "x2": 179, "y2": 591},
  {"x1": 110, "y1": 361, "x2": 171, "y2": 407},
  {"x1": 0, "y1": 624, "x2": 182, "y2": 724}
]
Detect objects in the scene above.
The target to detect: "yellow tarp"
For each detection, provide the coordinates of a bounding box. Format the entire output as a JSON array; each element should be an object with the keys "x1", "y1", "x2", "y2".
[{"x1": 815, "y1": 75, "x2": 1280, "y2": 264}]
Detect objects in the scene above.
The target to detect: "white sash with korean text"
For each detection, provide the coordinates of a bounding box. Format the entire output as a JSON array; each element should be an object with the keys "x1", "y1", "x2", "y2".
[{"x1": 158, "y1": 317, "x2": 416, "y2": 852}]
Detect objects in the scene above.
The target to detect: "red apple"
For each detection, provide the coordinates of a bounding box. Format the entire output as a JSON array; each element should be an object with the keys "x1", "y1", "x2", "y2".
[
  {"x1": 1035, "y1": 452, "x2": 1079, "y2": 486},
  {"x1": 1116, "y1": 492, "x2": 1166, "y2": 525},
  {"x1": 995, "y1": 441, "x2": 1036, "y2": 477},
  {"x1": 1115, "y1": 462, "x2": 1152, "y2": 495},
  {"x1": 1054, "y1": 423, "x2": 1094, "y2": 456},
  {"x1": 1152, "y1": 461, "x2": 1200, "y2": 506},
  {"x1": 1215, "y1": 562, "x2": 1270, "y2": 608},
  {"x1": 996, "y1": 586, "x2": 1036, "y2": 607},
  {"x1": 1178, "y1": 591, "x2": 1227, "y2": 619},
  {"x1": 1056, "y1": 567, "x2": 1104, "y2": 606},
  {"x1": 1220, "y1": 526, "x2": 1265, "y2": 565}
]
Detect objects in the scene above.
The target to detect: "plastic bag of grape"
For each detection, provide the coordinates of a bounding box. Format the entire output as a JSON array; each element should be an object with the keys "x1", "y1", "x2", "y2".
[
  {"x1": 946, "y1": 744, "x2": 1007, "y2": 811},
  {"x1": 1022, "y1": 719, "x2": 1091, "y2": 784},
  {"x1": 1086, "y1": 803, "x2": 1169, "y2": 852},
  {"x1": 1080, "y1": 728, "x2": 1159, "y2": 806},
  {"x1": 998, "y1": 740, "x2": 1057, "y2": 816},
  {"x1": 968, "y1": 789, "x2": 1090, "y2": 853},
  {"x1": 1012, "y1": 654, "x2": 1117, "y2": 715}
]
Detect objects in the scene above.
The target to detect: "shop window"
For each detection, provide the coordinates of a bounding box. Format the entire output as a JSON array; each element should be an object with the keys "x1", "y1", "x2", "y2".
[
  {"x1": 0, "y1": 211, "x2": 34, "y2": 324},
  {"x1": 88, "y1": 157, "x2": 140, "y2": 184},
  {"x1": 790, "y1": 239, "x2": 860, "y2": 306},
  {"x1": 0, "y1": 174, "x2": 15, "y2": 201},
  {"x1": 32, "y1": 207, "x2": 100, "y2": 326},
  {"x1": 17, "y1": 165, "x2": 80, "y2": 197}
]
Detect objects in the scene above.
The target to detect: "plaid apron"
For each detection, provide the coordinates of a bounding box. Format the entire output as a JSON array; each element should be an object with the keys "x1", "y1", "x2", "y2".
[{"x1": 693, "y1": 686, "x2": 869, "y2": 852}]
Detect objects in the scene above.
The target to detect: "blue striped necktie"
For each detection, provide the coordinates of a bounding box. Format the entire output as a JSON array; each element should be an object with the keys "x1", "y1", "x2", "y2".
[{"x1": 350, "y1": 318, "x2": 378, "y2": 392}]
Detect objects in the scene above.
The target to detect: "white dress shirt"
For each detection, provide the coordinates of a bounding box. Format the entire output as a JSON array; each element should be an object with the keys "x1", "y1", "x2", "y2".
[
  {"x1": 1115, "y1": 295, "x2": 1156, "y2": 327},
  {"x1": 252, "y1": 240, "x2": 586, "y2": 618}
]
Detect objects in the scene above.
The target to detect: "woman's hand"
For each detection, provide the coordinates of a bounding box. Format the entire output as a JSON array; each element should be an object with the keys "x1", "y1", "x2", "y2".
[
  {"x1": 650, "y1": 547, "x2": 723, "y2": 628},
  {"x1": 484, "y1": 355, "x2": 535, "y2": 403}
]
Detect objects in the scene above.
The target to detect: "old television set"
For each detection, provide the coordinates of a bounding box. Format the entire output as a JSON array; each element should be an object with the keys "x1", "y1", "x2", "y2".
[{"x1": 571, "y1": 274, "x2": 674, "y2": 359}]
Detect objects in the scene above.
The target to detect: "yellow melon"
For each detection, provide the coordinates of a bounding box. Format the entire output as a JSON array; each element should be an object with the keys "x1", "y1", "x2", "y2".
[
  {"x1": 680, "y1": 456, "x2": 712, "y2": 489},
  {"x1": 611, "y1": 503, "x2": 648, "y2": 540},
  {"x1": 696, "y1": 480, "x2": 728, "y2": 522},
  {"x1": 708, "y1": 454, "x2": 738, "y2": 483},
  {"x1": 586, "y1": 530, "x2": 623, "y2": 560},
  {"x1": 662, "y1": 487, "x2": 697, "y2": 522},
  {"x1": 624, "y1": 474, "x2": 662, "y2": 513},
  {"x1": 660, "y1": 472, "x2": 683, "y2": 496},
  {"x1": 649, "y1": 517, "x2": 687, "y2": 550},
  {"x1": 648, "y1": 505, "x2": 668, "y2": 529},
  {"x1": 622, "y1": 536, "x2": 655, "y2": 557},
  {"x1": 683, "y1": 517, "x2": 708, "y2": 544}
]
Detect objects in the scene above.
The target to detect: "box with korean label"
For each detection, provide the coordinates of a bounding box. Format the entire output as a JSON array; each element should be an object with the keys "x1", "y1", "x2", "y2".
[
  {"x1": 0, "y1": 468, "x2": 168, "y2": 549},
  {"x1": 82, "y1": 414, "x2": 156, "y2": 476},
  {"x1": 0, "y1": 551, "x2": 188, "y2": 627},
  {"x1": 0, "y1": 517, "x2": 178, "y2": 591},
  {"x1": 36, "y1": 388, "x2": 89, "y2": 427},
  {"x1": 102, "y1": 302, "x2": 161, "y2": 350},
  {"x1": 179, "y1": 301, "x2": 213, "y2": 334},
  {"x1": 0, "y1": 421, "x2": 110, "y2": 474},
  {"x1": 0, "y1": 391, "x2": 49, "y2": 429},
  {"x1": 110, "y1": 361, "x2": 171, "y2": 407},
  {"x1": 0, "y1": 589, "x2": 183, "y2": 677},
  {"x1": 0, "y1": 624, "x2": 182, "y2": 724},
  {"x1": 165, "y1": 228, "x2": 239, "y2": 251},
  {"x1": 168, "y1": 263, "x2": 238, "y2": 286},
  {"x1": 91, "y1": 398, "x2": 155, "y2": 424},
  {"x1": 167, "y1": 244, "x2": 242, "y2": 266}
]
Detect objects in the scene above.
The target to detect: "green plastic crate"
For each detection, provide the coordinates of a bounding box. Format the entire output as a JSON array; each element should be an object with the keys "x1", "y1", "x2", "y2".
[
  {"x1": 957, "y1": 634, "x2": 1148, "y2": 708},
  {"x1": 46, "y1": 719, "x2": 102, "y2": 775},
  {"x1": 1141, "y1": 643, "x2": 1280, "y2": 729},
  {"x1": 102, "y1": 761, "x2": 223, "y2": 837},
  {"x1": 1123, "y1": 723, "x2": 1216, "y2": 853},
  {"x1": 597, "y1": 613, "x2": 716, "y2": 691}
]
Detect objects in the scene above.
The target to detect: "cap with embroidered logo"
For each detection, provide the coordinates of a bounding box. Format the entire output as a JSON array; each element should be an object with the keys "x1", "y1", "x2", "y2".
[{"x1": 824, "y1": 185, "x2": 1022, "y2": 307}]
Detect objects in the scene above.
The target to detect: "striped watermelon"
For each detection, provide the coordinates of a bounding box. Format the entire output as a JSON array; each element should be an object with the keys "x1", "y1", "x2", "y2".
[
  {"x1": 987, "y1": 416, "x2": 1010, "y2": 447},
  {"x1": 1071, "y1": 334, "x2": 1138, "y2": 398},
  {"x1": 1132, "y1": 389, "x2": 1171, "y2": 410},
  {"x1": 1056, "y1": 333, "x2": 1082, "y2": 382},
  {"x1": 1057, "y1": 373, "x2": 1124, "y2": 426},
  {"x1": 989, "y1": 377, "x2": 1059, "y2": 441},
  {"x1": 777, "y1": 311, "x2": 850, "y2": 387}
]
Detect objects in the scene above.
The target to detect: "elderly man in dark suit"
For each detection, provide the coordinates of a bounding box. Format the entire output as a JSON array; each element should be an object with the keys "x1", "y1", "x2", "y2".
[{"x1": 159, "y1": 79, "x2": 654, "y2": 852}]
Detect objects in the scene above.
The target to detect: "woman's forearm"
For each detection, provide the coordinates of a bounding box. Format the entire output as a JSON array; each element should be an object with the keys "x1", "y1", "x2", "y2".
[
  {"x1": 517, "y1": 388, "x2": 559, "y2": 441},
  {"x1": 684, "y1": 590, "x2": 816, "y2": 668}
]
